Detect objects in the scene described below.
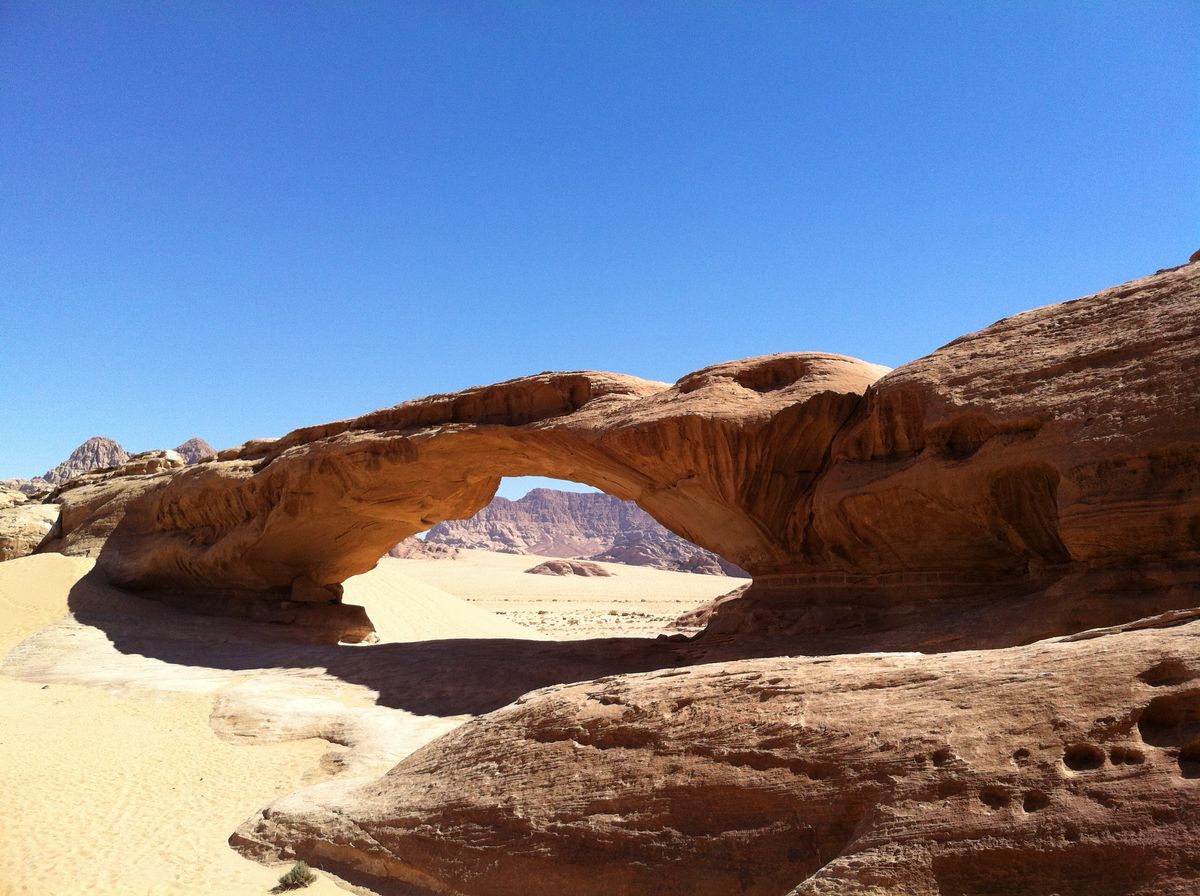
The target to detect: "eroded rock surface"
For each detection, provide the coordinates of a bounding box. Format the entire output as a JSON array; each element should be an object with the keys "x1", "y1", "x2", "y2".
[
  {"x1": 233, "y1": 614, "x2": 1200, "y2": 896},
  {"x1": 46, "y1": 353, "x2": 883, "y2": 602},
  {"x1": 0, "y1": 500, "x2": 59, "y2": 562}
]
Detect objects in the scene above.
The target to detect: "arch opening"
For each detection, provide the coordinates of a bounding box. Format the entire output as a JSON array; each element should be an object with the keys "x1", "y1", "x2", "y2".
[
  {"x1": 390, "y1": 475, "x2": 749, "y2": 578},
  {"x1": 377, "y1": 476, "x2": 748, "y2": 639}
]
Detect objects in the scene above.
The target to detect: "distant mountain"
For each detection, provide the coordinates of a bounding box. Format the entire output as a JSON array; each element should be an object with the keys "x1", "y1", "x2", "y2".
[
  {"x1": 174, "y1": 437, "x2": 215, "y2": 464},
  {"x1": 422, "y1": 489, "x2": 748, "y2": 577},
  {"x1": 41, "y1": 436, "x2": 130, "y2": 485},
  {"x1": 3, "y1": 435, "x2": 215, "y2": 495}
]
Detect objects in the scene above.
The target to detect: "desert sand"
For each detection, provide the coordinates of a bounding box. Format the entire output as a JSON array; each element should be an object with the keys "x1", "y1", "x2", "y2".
[
  {"x1": 389, "y1": 549, "x2": 739, "y2": 638},
  {"x1": 0, "y1": 550, "x2": 726, "y2": 895},
  {"x1": 0, "y1": 554, "x2": 529, "y2": 894}
]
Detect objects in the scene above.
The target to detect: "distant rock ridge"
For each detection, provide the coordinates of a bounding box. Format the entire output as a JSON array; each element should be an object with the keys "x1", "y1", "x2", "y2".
[
  {"x1": 41, "y1": 436, "x2": 129, "y2": 486},
  {"x1": 422, "y1": 489, "x2": 748, "y2": 576},
  {"x1": 2, "y1": 435, "x2": 216, "y2": 496},
  {"x1": 173, "y1": 437, "x2": 215, "y2": 464}
]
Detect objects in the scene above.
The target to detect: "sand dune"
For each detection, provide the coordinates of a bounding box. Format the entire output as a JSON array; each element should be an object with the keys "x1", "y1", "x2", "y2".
[{"x1": 342, "y1": 561, "x2": 545, "y2": 644}]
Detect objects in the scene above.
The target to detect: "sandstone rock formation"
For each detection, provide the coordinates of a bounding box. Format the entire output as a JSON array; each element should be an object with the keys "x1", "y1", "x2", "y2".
[
  {"x1": 0, "y1": 487, "x2": 29, "y2": 511},
  {"x1": 422, "y1": 488, "x2": 746, "y2": 575},
  {"x1": 0, "y1": 476, "x2": 50, "y2": 497},
  {"x1": 37, "y1": 261, "x2": 1200, "y2": 647},
  {"x1": 11, "y1": 262, "x2": 1200, "y2": 894},
  {"x1": 173, "y1": 437, "x2": 216, "y2": 464},
  {"x1": 524, "y1": 559, "x2": 612, "y2": 577},
  {"x1": 44, "y1": 352, "x2": 885, "y2": 613},
  {"x1": 0, "y1": 495, "x2": 59, "y2": 562},
  {"x1": 234, "y1": 611, "x2": 1200, "y2": 896}
]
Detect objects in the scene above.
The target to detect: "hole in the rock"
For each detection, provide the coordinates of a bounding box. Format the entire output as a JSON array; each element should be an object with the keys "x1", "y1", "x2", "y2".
[
  {"x1": 1138, "y1": 658, "x2": 1196, "y2": 687},
  {"x1": 1022, "y1": 790, "x2": 1050, "y2": 812},
  {"x1": 1108, "y1": 745, "x2": 1145, "y2": 766},
  {"x1": 931, "y1": 747, "x2": 955, "y2": 767},
  {"x1": 1012, "y1": 747, "x2": 1032, "y2": 763},
  {"x1": 1178, "y1": 742, "x2": 1200, "y2": 779},
  {"x1": 979, "y1": 787, "x2": 1010, "y2": 810},
  {"x1": 929, "y1": 413, "x2": 999, "y2": 460},
  {"x1": 1062, "y1": 743, "x2": 1105, "y2": 771},
  {"x1": 1137, "y1": 689, "x2": 1200, "y2": 749}
]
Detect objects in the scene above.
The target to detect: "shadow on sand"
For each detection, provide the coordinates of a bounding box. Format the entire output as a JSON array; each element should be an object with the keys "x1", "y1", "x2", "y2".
[{"x1": 63, "y1": 569, "x2": 807, "y2": 716}]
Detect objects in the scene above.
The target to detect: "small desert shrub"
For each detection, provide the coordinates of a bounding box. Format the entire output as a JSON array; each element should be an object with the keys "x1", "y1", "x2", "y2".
[{"x1": 274, "y1": 860, "x2": 316, "y2": 891}]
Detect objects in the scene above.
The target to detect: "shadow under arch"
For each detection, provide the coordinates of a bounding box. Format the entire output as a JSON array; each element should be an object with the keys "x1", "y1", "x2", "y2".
[{"x1": 60, "y1": 567, "x2": 789, "y2": 717}]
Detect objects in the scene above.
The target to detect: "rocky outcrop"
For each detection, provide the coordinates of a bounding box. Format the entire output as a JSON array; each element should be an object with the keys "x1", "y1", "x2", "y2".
[
  {"x1": 387, "y1": 537, "x2": 461, "y2": 561},
  {"x1": 39, "y1": 262, "x2": 1200, "y2": 645},
  {"x1": 41, "y1": 436, "x2": 129, "y2": 485},
  {"x1": 2, "y1": 437, "x2": 210, "y2": 500},
  {"x1": 590, "y1": 527, "x2": 745, "y2": 576},
  {"x1": 0, "y1": 487, "x2": 30, "y2": 511},
  {"x1": 525, "y1": 559, "x2": 612, "y2": 577},
  {"x1": 422, "y1": 488, "x2": 747, "y2": 575},
  {"x1": 173, "y1": 437, "x2": 216, "y2": 464},
  {"x1": 717, "y1": 260, "x2": 1200, "y2": 638},
  {"x1": 233, "y1": 611, "x2": 1200, "y2": 896},
  {"x1": 1, "y1": 436, "x2": 131, "y2": 497},
  {"x1": 0, "y1": 498, "x2": 59, "y2": 562},
  {"x1": 2, "y1": 451, "x2": 188, "y2": 566},
  {"x1": 426, "y1": 489, "x2": 644, "y2": 556}
]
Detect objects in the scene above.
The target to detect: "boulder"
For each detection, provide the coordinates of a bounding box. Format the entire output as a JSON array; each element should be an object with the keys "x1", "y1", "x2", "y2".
[{"x1": 524, "y1": 559, "x2": 612, "y2": 577}]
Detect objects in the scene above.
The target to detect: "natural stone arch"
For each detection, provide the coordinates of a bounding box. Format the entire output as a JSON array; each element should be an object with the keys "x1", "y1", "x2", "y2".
[
  {"x1": 40, "y1": 262, "x2": 1200, "y2": 645},
  {"x1": 49, "y1": 354, "x2": 885, "y2": 607}
]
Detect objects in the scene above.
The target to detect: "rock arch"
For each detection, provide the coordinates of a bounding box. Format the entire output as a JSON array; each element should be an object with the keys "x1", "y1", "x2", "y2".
[
  {"x1": 42, "y1": 262, "x2": 1200, "y2": 644},
  {"x1": 48, "y1": 354, "x2": 884, "y2": 606}
]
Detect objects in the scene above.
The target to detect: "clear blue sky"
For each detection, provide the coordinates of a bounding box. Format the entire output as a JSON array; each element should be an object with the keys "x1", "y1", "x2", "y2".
[{"x1": 2, "y1": 1, "x2": 1197, "y2": 491}]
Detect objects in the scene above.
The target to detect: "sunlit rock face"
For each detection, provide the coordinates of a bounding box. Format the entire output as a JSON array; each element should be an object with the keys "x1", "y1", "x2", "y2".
[
  {"x1": 45, "y1": 353, "x2": 884, "y2": 603},
  {"x1": 42, "y1": 261, "x2": 1200, "y2": 644},
  {"x1": 231, "y1": 614, "x2": 1200, "y2": 896}
]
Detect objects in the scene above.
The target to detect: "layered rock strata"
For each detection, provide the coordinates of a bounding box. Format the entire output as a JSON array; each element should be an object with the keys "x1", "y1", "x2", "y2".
[{"x1": 233, "y1": 612, "x2": 1200, "y2": 896}]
